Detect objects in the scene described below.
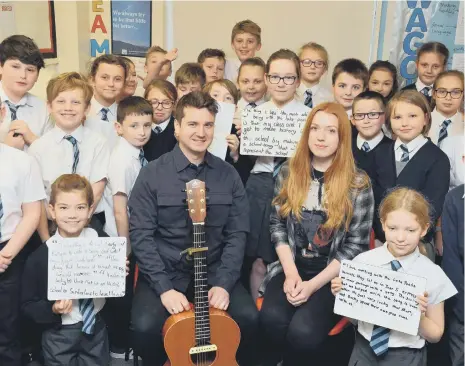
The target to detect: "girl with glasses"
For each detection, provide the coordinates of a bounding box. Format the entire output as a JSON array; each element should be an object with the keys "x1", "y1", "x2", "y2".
[{"x1": 143, "y1": 80, "x2": 178, "y2": 161}]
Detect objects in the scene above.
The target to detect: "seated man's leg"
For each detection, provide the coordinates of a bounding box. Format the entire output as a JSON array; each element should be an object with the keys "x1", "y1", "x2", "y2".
[
  {"x1": 130, "y1": 280, "x2": 170, "y2": 366},
  {"x1": 227, "y1": 281, "x2": 260, "y2": 365}
]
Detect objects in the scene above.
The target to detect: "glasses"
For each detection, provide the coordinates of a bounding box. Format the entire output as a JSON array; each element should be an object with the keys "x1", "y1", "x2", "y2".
[
  {"x1": 151, "y1": 100, "x2": 174, "y2": 109},
  {"x1": 300, "y1": 59, "x2": 326, "y2": 68},
  {"x1": 353, "y1": 112, "x2": 384, "y2": 120},
  {"x1": 267, "y1": 75, "x2": 297, "y2": 85},
  {"x1": 434, "y1": 88, "x2": 463, "y2": 99}
]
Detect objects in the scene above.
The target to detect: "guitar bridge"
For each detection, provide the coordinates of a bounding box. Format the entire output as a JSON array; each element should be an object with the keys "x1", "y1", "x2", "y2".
[{"x1": 189, "y1": 344, "x2": 217, "y2": 354}]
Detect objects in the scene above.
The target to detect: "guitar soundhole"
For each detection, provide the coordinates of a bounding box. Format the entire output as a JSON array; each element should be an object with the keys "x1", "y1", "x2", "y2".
[{"x1": 191, "y1": 350, "x2": 217, "y2": 365}]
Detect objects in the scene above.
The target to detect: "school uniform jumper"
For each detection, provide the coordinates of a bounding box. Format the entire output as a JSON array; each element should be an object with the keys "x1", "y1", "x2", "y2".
[{"x1": 143, "y1": 116, "x2": 177, "y2": 162}]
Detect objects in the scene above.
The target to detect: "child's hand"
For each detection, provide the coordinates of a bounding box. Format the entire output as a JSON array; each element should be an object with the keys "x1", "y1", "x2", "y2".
[
  {"x1": 331, "y1": 277, "x2": 343, "y2": 296},
  {"x1": 233, "y1": 117, "x2": 242, "y2": 136},
  {"x1": 416, "y1": 292, "x2": 428, "y2": 314},
  {"x1": 52, "y1": 300, "x2": 73, "y2": 314},
  {"x1": 0, "y1": 251, "x2": 12, "y2": 273},
  {"x1": 164, "y1": 48, "x2": 178, "y2": 63},
  {"x1": 125, "y1": 258, "x2": 130, "y2": 276},
  {"x1": 3, "y1": 130, "x2": 25, "y2": 150},
  {"x1": 9, "y1": 120, "x2": 36, "y2": 145},
  {"x1": 226, "y1": 134, "x2": 240, "y2": 155}
]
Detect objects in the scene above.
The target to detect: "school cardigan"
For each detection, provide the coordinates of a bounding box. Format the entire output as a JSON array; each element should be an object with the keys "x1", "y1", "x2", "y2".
[
  {"x1": 352, "y1": 134, "x2": 392, "y2": 180},
  {"x1": 370, "y1": 139, "x2": 450, "y2": 241},
  {"x1": 143, "y1": 116, "x2": 177, "y2": 162},
  {"x1": 259, "y1": 162, "x2": 374, "y2": 295}
]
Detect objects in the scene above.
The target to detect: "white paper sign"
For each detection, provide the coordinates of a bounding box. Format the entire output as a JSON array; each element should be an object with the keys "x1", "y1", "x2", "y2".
[
  {"x1": 240, "y1": 108, "x2": 308, "y2": 157},
  {"x1": 334, "y1": 260, "x2": 427, "y2": 336},
  {"x1": 47, "y1": 237, "x2": 127, "y2": 300},
  {"x1": 208, "y1": 101, "x2": 235, "y2": 160}
]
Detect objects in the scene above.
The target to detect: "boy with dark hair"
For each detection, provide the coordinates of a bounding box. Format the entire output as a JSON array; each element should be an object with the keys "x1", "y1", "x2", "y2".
[
  {"x1": 197, "y1": 48, "x2": 226, "y2": 83},
  {"x1": 174, "y1": 63, "x2": 206, "y2": 100}
]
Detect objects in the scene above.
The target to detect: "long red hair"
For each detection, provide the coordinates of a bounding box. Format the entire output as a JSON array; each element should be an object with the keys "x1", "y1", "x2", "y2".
[{"x1": 274, "y1": 102, "x2": 369, "y2": 230}]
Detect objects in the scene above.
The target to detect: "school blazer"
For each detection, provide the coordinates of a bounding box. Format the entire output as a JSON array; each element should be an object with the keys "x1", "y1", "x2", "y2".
[
  {"x1": 352, "y1": 135, "x2": 392, "y2": 182},
  {"x1": 401, "y1": 83, "x2": 432, "y2": 104},
  {"x1": 371, "y1": 139, "x2": 450, "y2": 241},
  {"x1": 143, "y1": 116, "x2": 177, "y2": 162}
]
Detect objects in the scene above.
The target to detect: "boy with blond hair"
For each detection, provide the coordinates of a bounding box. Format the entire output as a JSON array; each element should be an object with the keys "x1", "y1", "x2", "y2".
[{"x1": 142, "y1": 46, "x2": 178, "y2": 89}]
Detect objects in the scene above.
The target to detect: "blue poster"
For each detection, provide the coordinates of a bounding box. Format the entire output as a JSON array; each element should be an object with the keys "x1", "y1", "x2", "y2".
[{"x1": 111, "y1": 0, "x2": 151, "y2": 57}]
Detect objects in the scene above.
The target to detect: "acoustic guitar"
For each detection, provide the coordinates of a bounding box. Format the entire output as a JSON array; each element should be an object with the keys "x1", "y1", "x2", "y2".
[{"x1": 163, "y1": 179, "x2": 241, "y2": 366}]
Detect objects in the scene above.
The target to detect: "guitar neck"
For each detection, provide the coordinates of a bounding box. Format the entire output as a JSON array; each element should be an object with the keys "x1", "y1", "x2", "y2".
[{"x1": 193, "y1": 223, "x2": 211, "y2": 345}]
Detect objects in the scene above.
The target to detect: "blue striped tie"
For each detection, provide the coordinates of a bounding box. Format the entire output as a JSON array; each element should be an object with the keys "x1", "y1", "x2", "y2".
[
  {"x1": 400, "y1": 144, "x2": 409, "y2": 162},
  {"x1": 64, "y1": 135, "x2": 80, "y2": 174},
  {"x1": 361, "y1": 141, "x2": 370, "y2": 152},
  {"x1": 421, "y1": 87, "x2": 431, "y2": 97},
  {"x1": 153, "y1": 125, "x2": 162, "y2": 135},
  {"x1": 100, "y1": 108, "x2": 110, "y2": 122},
  {"x1": 304, "y1": 90, "x2": 313, "y2": 108},
  {"x1": 438, "y1": 119, "x2": 452, "y2": 147},
  {"x1": 0, "y1": 194, "x2": 3, "y2": 241},
  {"x1": 4, "y1": 100, "x2": 20, "y2": 121},
  {"x1": 139, "y1": 149, "x2": 148, "y2": 167},
  {"x1": 370, "y1": 260, "x2": 402, "y2": 356},
  {"x1": 273, "y1": 157, "x2": 286, "y2": 178},
  {"x1": 79, "y1": 298, "x2": 96, "y2": 334}
]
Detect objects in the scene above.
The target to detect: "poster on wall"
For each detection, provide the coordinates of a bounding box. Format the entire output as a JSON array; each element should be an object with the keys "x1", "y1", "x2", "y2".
[
  {"x1": 388, "y1": 1, "x2": 464, "y2": 87},
  {"x1": 111, "y1": 0, "x2": 151, "y2": 58}
]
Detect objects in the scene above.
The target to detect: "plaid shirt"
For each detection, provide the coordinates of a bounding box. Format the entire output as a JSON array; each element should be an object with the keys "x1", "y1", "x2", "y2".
[{"x1": 259, "y1": 162, "x2": 374, "y2": 295}]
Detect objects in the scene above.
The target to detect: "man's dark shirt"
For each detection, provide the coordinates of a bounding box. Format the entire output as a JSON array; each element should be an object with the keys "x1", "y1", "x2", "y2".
[{"x1": 129, "y1": 144, "x2": 249, "y2": 296}]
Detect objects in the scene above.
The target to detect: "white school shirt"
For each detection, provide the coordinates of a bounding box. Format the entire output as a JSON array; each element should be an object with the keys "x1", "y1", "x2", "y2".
[
  {"x1": 48, "y1": 228, "x2": 106, "y2": 325},
  {"x1": 429, "y1": 109, "x2": 464, "y2": 146},
  {"x1": 89, "y1": 97, "x2": 118, "y2": 122},
  {"x1": 356, "y1": 131, "x2": 384, "y2": 151},
  {"x1": 394, "y1": 135, "x2": 428, "y2": 162},
  {"x1": 415, "y1": 79, "x2": 433, "y2": 96},
  {"x1": 28, "y1": 125, "x2": 110, "y2": 213},
  {"x1": 354, "y1": 243, "x2": 457, "y2": 349},
  {"x1": 237, "y1": 97, "x2": 266, "y2": 111},
  {"x1": 251, "y1": 100, "x2": 311, "y2": 174},
  {"x1": 296, "y1": 82, "x2": 333, "y2": 107},
  {"x1": 224, "y1": 58, "x2": 242, "y2": 84},
  {"x1": 153, "y1": 117, "x2": 170, "y2": 133},
  {"x1": 0, "y1": 143, "x2": 46, "y2": 244},
  {"x1": 103, "y1": 137, "x2": 144, "y2": 237},
  {"x1": 441, "y1": 134, "x2": 464, "y2": 190},
  {"x1": 86, "y1": 98, "x2": 119, "y2": 148},
  {"x1": 0, "y1": 82, "x2": 51, "y2": 147}
]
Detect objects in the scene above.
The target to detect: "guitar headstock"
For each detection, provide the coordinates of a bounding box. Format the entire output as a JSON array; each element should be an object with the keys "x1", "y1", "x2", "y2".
[{"x1": 186, "y1": 179, "x2": 206, "y2": 224}]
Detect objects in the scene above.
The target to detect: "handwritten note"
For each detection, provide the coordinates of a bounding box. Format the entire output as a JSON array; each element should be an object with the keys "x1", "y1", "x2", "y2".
[
  {"x1": 48, "y1": 237, "x2": 127, "y2": 300},
  {"x1": 240, "y1": 109, "x2": 309, "y2": 157},
  {"x1": 334, "y1": 260, "x2": 427, "y2": 335},
  {"x1": 208, "y1": 101, "x2": 235, "y2": 160},
  {"x1": 455, "y1": 1, "x2": 464, "y2": 45}
]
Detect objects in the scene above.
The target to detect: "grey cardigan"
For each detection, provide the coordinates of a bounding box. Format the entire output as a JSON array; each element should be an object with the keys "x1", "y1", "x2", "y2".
[{"x1": 259, "y1": 162, "x2": 374, "y2": 295}]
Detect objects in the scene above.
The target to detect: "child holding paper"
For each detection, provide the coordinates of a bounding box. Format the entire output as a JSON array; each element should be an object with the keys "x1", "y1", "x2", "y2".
[
  {"x1": 21, "y1": 174, "x2": 129, "y2": 366},
  {"x1": 331, "y1": 188, "x2": 457, "y2": 366}
]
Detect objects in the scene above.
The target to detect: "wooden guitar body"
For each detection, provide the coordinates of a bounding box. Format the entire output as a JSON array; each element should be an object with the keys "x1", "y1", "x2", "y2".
[{"x1": 163, "y1": 308, "x2": 240, "y2": 366}]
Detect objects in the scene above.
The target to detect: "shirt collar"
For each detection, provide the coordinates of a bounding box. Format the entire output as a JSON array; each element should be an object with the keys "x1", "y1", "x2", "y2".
[
  {"x1": 238, "y1": 97, "x2": 265, "y2": 109},
  {"x1": 269, "y1": 98, "x2": 300, "y2": 112},
  {"x1": 357, "y1": 131, "x2": 384, "y2": 150},
  {"x1": 415, "y1": 79, "x2": 432, "y2": 94},
  {"x1": 432, "y1": 108, "x2": 459, "y2": 123},
  {"x1": 118, "y1": 136, "x2": 142, "y2": 159},
  {"x1": 394, "y1": 134, "x2": 427, "y2": 153},
  {"x1": 91, "y1": 97, "x2": 117, "y2": 117},
  {"x1": 153, "y1": 117, "x2": 171, "y2": 132},
  {"x1": 0, "y1": 82, "x2": 32, "y2": 107},
  {"x1": 378, "y1": 242, "x2": 421, "y2": 270},
  {"x1": 52, "y1": 125, "x2": 84, "y2": 144},
  {"x1": 172, "y1": 143, "x2": 216, "y2": 172}
]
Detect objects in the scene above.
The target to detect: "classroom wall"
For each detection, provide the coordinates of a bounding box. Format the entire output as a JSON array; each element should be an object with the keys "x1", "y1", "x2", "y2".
[{"x1": 5, "y1": 0, "x2": 387, "y2": 100}]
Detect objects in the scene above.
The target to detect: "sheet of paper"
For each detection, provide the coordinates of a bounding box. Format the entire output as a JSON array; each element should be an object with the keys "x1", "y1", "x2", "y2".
[
  {"x1": 452, "y1": 53, "x2": 464, "y2": 72},
  {"x1": 455, "y1": 1, "x2": 464, "y2": 45},
  {"x1": 208, "y1": 101, "x2": 235, "y2": 160},
  {"x1": 48, "y1": 237, "x2": 127, "y2": 300},
  {"x1": 240, "y1": 108, "x2": 309, "y2": 157},
  {"x1": 334, "y1": 260, "x2": 427, "y2": 336}
]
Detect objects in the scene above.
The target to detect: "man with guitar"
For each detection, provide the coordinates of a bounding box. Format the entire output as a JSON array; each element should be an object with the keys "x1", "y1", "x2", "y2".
[{"x1": 128, "y1": 91, "x2": 259, "y2": 365}]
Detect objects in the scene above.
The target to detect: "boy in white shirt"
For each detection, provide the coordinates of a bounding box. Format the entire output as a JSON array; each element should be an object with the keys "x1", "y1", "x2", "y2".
[
  {"x1": 28, "y1": 72, "x2": 110, "y2": 241},
  {"x1": 224, "y1": 20, "x2": 262, "y2": 84},
  {"x1": 296, "y1": 42, "x2": 333, "y2": 108},
  {"x1": 0, "y1": 35, "x2": 50, "y2": 149},
  {"x1": 197, "y1": 48, "x2": 226, "y2": 83},
  {"x1": 142, "y1": 46, "x2": 178, "y2": 89},
  {"x1": 0, "y1": 101, "x2": 44, "y2": 366}
]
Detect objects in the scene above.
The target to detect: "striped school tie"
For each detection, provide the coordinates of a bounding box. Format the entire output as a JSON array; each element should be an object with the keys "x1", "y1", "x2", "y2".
[
  {"x1": 79, "y1": 298, "x2": 96, "y2": 334},
  {"x1": 0, "y1": 194, "x2": 3, "y2": 241},
  {"x1": 273, "y1": 157, "x2": 286, "y2": 178},
  {"x1": 437, "y1": 119, "x2": 452, "y2": 147},
  {"x1": 139, "y1": 149, "x2": 148, "y2": 167},
  {"x1": 420, "y1": 87, "x2": 431, "y2": 97},
  {"x1": 64, "y1": 135, "x2": 80, "y2": 174},
  {"x1": 248, "y1": 102, "x2": 257, "y2": 109},
  {"x1": 370, "y1": 259, "x2": 402, "y2": 356},
  {"x1": 100, "y1": 108, "x2": 110, "y2": 122},
  {"x1": 304, "y1": 90, "x2": 313, "y2": 108},
  {"x1": 153, "y1": 125, "x2": 162, "y2": 135},
  {"x1": 361, "y1": 141, "x2": 370, "y2": 152},
  {"x1": 4, "y1": 100, "x2": 21, "y2": 121},
  {"x1": 400, "y1": 144, "x2": 409, "y2": 162}
]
